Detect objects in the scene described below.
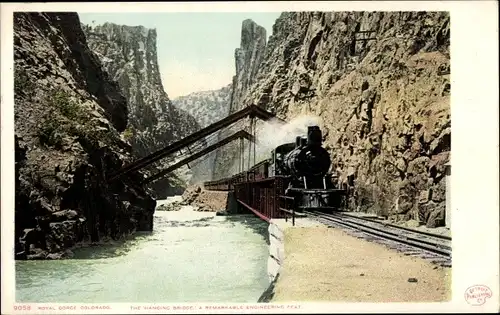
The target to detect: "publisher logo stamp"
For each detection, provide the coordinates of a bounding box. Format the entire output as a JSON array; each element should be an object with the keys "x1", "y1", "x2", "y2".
[{"x1": 464, "y1": 285, "x2": 492, "y2": 306}]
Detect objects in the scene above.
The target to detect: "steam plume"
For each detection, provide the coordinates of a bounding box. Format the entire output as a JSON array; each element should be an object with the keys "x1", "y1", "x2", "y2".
[{"x1": 227, "y1": 114, "x2": 323, "y2": 174}]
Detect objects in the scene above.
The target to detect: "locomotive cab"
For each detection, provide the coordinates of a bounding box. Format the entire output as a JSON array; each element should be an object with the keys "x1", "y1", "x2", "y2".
[{"x1": 269, "y1": 142, "x2": 295, "y2": 177}]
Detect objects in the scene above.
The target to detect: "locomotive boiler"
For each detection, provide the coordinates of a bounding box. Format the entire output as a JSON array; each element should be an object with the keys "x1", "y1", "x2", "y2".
[
  {"x1": 284, "y1": 126, "x2": 331, "y2": 180},
  {"x1": 269, "y1": 125, "x2": 346, "y2": 212}
]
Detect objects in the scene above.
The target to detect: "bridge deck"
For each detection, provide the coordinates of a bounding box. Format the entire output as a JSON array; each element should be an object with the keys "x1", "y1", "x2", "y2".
[{"x1": 205, "y1": 175, "x2": 294, "y2": 221}]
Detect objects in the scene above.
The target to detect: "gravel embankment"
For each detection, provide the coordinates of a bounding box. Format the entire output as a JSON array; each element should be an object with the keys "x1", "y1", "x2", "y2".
[{"x1": 271, "y1": 226, "x2": 451, "y2": 302}]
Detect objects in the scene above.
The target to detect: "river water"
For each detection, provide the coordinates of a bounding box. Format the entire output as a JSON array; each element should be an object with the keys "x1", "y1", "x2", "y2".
[{"x1": 16, "y1": 199, "x2": 270, "y2": 303}]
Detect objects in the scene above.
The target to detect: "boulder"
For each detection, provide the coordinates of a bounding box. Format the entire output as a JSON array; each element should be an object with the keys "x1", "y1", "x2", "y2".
[
  {"x1": 156, "y1": 202, "x2": 181, "y2": 211},
  {"x1": 426, "y1": 204, "x2": 446, "y2": 228},
  {"x1": 46, "y1": 253, "x2": 63, "y2": 260},
  {"x1": 27, "y1": 247, "x2": 48, "y2": 260},
  {"x1": 216, "y1": 210, "x2": 229, "y2": 216},
  {"x1": 51, "y1": 209, "x2": 79, "y2": 221}
]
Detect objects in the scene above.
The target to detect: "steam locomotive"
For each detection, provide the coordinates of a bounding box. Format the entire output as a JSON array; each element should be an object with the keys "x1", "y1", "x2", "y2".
[
  {"x1": 204, "y1": 125, "x2": 347, "y2": 214},
  {"x1": 267, "y1": 125, "x2": 346, "y2": 212}
]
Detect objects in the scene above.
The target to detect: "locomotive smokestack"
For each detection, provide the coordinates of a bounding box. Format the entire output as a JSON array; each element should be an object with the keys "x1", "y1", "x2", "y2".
[
  {"x1": 295, "y1": 136, "x2": 302, "y2": 148},
  {"x1": 300, "y1": 137, "x2": 307, "y2": 147},
  {"x1": 307, "y1": 126, "x2": 322, "y2": 146}
]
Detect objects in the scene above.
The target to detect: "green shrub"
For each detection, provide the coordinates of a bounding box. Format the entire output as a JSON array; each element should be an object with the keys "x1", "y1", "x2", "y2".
[
  {"x1": 40, "y1": 88, "x2": 120, "y2": 149},
  {"x1": 122, "y1": 128, "x2": 134, "y2": 140},
  {"x1": 48, "y1": 89, "x2": 88, "y2": 121},
  {"x1": 38, "y1": 119, "x2": 64, "y2": 148}
]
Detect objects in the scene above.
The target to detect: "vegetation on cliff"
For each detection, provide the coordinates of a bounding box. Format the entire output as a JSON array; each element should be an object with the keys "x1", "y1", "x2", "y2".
[{"x1": 14, "y1": 12, "x2": 155, "y2": 260}]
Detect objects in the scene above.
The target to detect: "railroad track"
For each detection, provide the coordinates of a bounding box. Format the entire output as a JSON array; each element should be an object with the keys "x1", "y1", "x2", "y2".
[{"x1": 303, "y1": 210, "x2": 452, "y2": 268}]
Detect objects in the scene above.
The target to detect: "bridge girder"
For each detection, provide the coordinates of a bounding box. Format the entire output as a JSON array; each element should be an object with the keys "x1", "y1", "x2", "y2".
[
  {"x1": 108, "y1": 105, "x2": 283, "y2": 182},
  {"x1": 142, "y1": 130, "x2": 255, "y2": 184}
]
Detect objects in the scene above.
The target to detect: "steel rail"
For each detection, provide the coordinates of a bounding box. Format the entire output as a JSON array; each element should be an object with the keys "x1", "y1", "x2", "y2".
[
  {"x1": 327, "y1": 212, "x2": 451, "y2": 248},
  {"x1": 338, "y1": 212, "x2": 452, "y2": 241},
  {"x1": 304, "y1": 210, "x2": 451, "y2": 258}
]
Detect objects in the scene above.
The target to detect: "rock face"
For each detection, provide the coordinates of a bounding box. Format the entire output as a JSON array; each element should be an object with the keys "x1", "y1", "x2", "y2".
[
  {"x1": 14, "y1": 12, "x2": 156, "y2": 260},
  {"x1": 180, "y1": 185, "x2": 229, "y2": 212},
  {"x1": 216, "y1": 12, "x2": 451, "y2": 227},
  {"x1": 172, "y1": 84, "x2": 232, "y2": 182},
  {"x1": 82, "y1": 23, "x2": 202, "y2": 197},
  {"x1": 212, "y1": 20, "x2": 268, "y2": 178},
  {"x1": 172, "y1": 84, "x2": 232, "y2": 129},
  {"x1": 230, "y1": 20, "x2": 268, "y2": 112}
]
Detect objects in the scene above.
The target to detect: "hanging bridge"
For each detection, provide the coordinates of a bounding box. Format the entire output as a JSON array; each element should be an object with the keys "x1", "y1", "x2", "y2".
[
  {"x1": 107, "y1": 104, "x2": 307, "y2": 222},
  {"x1": 109, "y1": 105, "x2": 283, "y2": 183}
]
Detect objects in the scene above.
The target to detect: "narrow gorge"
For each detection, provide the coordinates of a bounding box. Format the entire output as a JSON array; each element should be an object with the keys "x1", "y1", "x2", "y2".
[
  {"x1": 13, "y1": 12, "x2": 157, "y2": 260},
  {"x1": 171, "y1": 84, "x2": 233, "y2": 183},
  {"x1": 82, "y1": 23, "x2": 202, "y2": 196},
  {"x1": 13, "y1": 11, "x2": 451, "y2": 262},
  {"x1": 13, "y1": 13, "x2": 203, "y2": 260},
  {"x1": 6, "y1": 7, "x2": 465, "y2": 308}
]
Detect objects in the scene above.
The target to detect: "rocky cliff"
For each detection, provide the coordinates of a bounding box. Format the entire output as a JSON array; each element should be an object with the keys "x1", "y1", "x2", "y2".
[
  {"x1": 82, "y1": 23, "x2": 202, "y2": 196},
  {"x1": 14, "y1": 12, "x2": 156, "y2": 259},
  {"x1": 230, "y1": 20, "x2": 268, "y2": 112},
  {"x1": 212, "y1": 20, "x2": 268, "y2": 178},
  {"x1": 216, "y1": 12, "x2": 451, "y2": 227},
  {"x1": 172, "y1": 84, "x2": 232, "y2": 182}
]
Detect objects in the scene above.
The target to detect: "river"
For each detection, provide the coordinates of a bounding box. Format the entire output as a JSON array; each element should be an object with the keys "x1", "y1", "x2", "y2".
[{"x1": 15, "y1": 199, "x2": 270, "y2": 303}]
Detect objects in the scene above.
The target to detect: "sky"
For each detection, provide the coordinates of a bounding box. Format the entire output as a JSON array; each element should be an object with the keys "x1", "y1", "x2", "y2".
[{"x1": 78, "y1": 12, "x2": 281, "y2": 98}]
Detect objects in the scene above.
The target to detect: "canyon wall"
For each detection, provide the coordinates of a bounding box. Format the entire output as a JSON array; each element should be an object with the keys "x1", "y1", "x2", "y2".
[
  {"x1": 82, "y1": 23, "x2": 202, "y2": 196},
  {"x1": 216, "y1": 12, "x2": 451, "y2": 227},
  {"x1": 212, "y1": 19, "x2": 268, "y2": 179},
  {"x1": 14, "y1": 12, "x2": 156, "y2": 259},
  {"x1": 230, "y1": 20, "x2": 268, "y2": 113},
  {"x1": 172, "y1": 84, "x2": 232, "y2": 129}
]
